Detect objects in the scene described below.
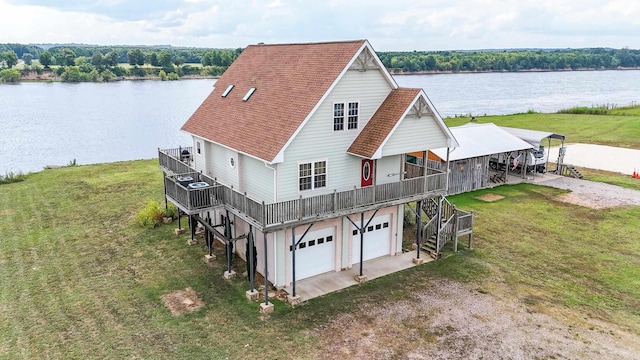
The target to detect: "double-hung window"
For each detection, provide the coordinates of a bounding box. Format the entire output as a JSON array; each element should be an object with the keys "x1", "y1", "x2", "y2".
[
  {"x1": 299, "y1": 161, "x2": 327, "y2": 191},
  {"x1": 333, "y1": 103, "x2": 344, "y2": 131},
  {"x1": 334, "y1": 102, "x2": 358, "y2": 131},
  {"x1": 347, "y1": 102, "x2": 359, "y2": 129}
]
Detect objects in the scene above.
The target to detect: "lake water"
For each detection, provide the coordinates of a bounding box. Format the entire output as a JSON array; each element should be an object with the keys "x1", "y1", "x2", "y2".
[{"x1": 1, "y1": 70, "x2": 639, "y2": 174}]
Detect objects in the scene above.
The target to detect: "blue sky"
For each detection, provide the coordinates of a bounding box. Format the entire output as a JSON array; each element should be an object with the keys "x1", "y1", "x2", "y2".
[{"x1": 1, "y1": 0, "x2": 639, "y2": 51}]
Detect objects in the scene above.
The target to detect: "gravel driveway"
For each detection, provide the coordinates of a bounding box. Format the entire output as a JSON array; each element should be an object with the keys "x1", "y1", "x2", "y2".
[{"x1": 537, "y1": 175, "x2": 640, "y2": 209}]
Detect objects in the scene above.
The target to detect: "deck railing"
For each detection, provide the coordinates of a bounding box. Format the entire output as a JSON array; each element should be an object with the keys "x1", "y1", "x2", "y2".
[
  {"x1": 159, "y1": 147, "x2": 193, "y2": 175},
  {"x1": 456, "y1": 209, "x2": 474, "y2": 235},
  {"x1": 159, "y1": 148, "x2": 447, "y2": 229}
]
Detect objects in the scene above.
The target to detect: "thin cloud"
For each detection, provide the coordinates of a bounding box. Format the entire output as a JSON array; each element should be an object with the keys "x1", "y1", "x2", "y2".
[{"x1": 0, "y1": 0, "x2": 639, "y2": 50}]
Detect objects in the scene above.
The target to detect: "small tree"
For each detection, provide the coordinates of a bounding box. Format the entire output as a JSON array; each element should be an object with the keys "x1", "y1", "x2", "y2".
[
  {"x1": 148, "y1": 52, "x2": 159, "y2": 66},
  {"x1": 91, "y1": 52, "x2": 104, "y2": 68},
  {"x1": 74, "y1": 56, "x2": 86, "y2": 66},
  {"x1": 0, "y1": 68, "x2": 21, "y2": 82},
  {"x1": 158, "y1": 69, "x2": 167, "y2": 81},
  {"x1": 158, "y1": 51, "x2": 172, "y2": 68},
  {"x1": 22, "y1": 53, "x2": 33, "y2": 66},
  {"x1": 3, "y1": 50, "x2": 18, "y2": 68},
  {"x1": 60, "y1": 66, "x2": 83, "y2": 82},
  {"x1": 101, "y1": 69, "x2": 115, "y2": 82},
  {"x1": 173, "y1": 55, "x2": 185, "y2": 67},
  {"x1": 127, "y1": 49, "x2": 145, "y2": 66},
  {"x1": 39, "y1": 50, "x2": 53, "y2": 68},
  {"x1": 55, "y1": 48, "x2": 76, "y2": 66},
  {"x1": 104, "y1": 51, "x2": 119, "y2": 67},
  {"x1": 89, "y1": 69, "x2": 100, "y2": 82},
  {"x1": 201, "y1": 52, "x2": 212, "y2": 66}
]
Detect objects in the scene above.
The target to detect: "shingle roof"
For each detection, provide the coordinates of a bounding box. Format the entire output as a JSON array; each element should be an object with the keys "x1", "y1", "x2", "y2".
[
  {"x1": 181, "y1": 40, "x2": 367, "y2": 162},
  {"x1": 347, "y1": 88, "x2": 421, "y2": 158}
]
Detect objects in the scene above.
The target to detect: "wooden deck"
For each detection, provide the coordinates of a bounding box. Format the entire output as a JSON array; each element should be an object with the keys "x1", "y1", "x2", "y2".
[{"x1": 159, "y1": 148, "x2": 448, "y2": 232}]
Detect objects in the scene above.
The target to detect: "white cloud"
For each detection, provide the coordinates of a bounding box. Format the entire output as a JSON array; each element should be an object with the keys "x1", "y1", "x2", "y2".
[{"x1": 0, "y1": 0, "x2": 639, "y2": 50}]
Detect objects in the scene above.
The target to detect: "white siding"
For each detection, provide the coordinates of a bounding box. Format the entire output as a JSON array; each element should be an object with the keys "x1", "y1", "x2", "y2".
[
  {"x1": 396, "y1": 204, "x2": 404, "y2": 254},
  {"x1": 274, "y1": 229, "x2": 286, "y2": 287},
  {"x1": 279, "y1": 69, "x2": 393, "y2": 201},
  {"x1": 375, "y1": 155, "x2": 402, "y2": 185},
  {"x1": 382, "y1": 114, "x2": 451, "y2": 157},
  {"x1": 240, "y1": 154, "x2": 276, "y2": 203},
  {"x1": 199, "y1": 141, "x2": 274, "y2": 203},
  {"x1": 192, "y1": 136, "x2": 206, "y2": 174},
  {"x1": 211, "y1": 142, "x2": 227, "y2": 183},
  {"x1": 207, "y1": 142, "x2": 240, "y2": 190},
  {"x1": 225, "y1": 149, "x2": 239, "y2": 188}
]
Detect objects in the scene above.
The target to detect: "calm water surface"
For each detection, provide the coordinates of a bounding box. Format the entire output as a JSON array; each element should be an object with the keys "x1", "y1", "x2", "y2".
[
  {"x1": 1, "y1": 70, "x2": 639, "y2": 174},
  {"x1": 395, "y1": 70, "x2": 640, "y2": 117},
  {"x1": 1, "y1": 80, "x2": 214, "y2": 174}
]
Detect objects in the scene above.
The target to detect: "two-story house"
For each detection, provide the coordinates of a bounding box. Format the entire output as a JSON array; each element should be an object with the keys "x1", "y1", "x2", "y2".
[{"x1": 159, "y1": 40, "x2": 470, "y2": 311}]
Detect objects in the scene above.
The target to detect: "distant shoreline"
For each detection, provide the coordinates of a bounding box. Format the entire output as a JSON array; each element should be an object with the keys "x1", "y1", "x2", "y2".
[
  {"x1": 390, "y1": 66, "x2": 640, "y2": 75},
  {"x1": 11, "y1": 66, "x2": 640, "y2": 83}
]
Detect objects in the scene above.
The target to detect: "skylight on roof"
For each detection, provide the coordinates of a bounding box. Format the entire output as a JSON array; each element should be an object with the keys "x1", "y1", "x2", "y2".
[
  {"x1": 242, "y1": 87, "x2": 256, "y2": 101},
  {"x1": 221, "y1": 84, "x2": 234, "y2": 97}
]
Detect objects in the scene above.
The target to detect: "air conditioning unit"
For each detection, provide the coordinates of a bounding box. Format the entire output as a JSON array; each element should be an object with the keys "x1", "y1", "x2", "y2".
[
  {"x1": 188, "y1": 182, "x2": 209, "y2": 189},
  {"x1": 177, "y1": 176, "x2": 194, "y2": 187}
]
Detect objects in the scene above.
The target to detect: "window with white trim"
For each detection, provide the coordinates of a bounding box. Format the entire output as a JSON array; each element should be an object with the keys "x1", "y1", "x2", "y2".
[
  {"x1": 333, "y1": 103, "x2": 344, "y2": 131},
  {"x1": 333, "y1": 102, "x2": 359, "y2": 131},
  {"x1": 299, "y1": 161, "x2": 327, "y2": 191},
  {"x1": 347, "y1": 102, "x2": 359, "y2": 129}
]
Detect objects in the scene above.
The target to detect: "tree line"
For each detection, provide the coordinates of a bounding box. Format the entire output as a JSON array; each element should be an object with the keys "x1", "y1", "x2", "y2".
[
  {"x1": 0, "y1": 44, "x2": 243, "y2": 82},
  {"x1": 378, "y1": 48, "x2": 640, "y2": 73},
  {"x1": 2, "y1": 43, "x2": 640, "y2": 83}
]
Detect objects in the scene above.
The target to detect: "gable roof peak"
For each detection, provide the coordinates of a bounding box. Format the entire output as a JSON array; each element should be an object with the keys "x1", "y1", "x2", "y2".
[{"x1": 181, "y1": 39, "x2": 373, "y2": 163}]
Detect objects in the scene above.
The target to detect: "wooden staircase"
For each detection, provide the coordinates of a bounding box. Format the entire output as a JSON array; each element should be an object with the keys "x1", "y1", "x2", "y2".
[
  {"x1": 566, "y1": 165, "x2": 583, "y2": 179},
  {"x1": 558, "y1": 163, "x2": 583, "y2": 179},
  {"x1": 418, "y1": 197, "x2": 473, "y2": 258},
  {"x1": 422, "y1": 234, "x2": 439, "y2": 259}
]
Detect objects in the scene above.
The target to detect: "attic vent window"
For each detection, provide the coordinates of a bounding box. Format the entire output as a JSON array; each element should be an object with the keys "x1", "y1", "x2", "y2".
[
  {"x1": 242, "y1": 87, "x2": 256, "y2": 101},
  {"x1": 221, "y1": 84, "x2": 234, "y2": 97}
]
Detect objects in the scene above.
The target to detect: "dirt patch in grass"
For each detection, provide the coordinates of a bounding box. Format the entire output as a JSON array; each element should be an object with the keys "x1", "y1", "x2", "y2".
[
  {"x1": 161, "y1": 287, "x2": 204, "y2": 316},
  {"x1": 475, "y1": 193, "x2": 505, "y2": 202}
]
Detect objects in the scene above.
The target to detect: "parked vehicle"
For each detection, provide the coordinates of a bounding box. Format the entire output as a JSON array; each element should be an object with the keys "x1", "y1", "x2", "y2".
[{"x1": 489, "y1": 146, "x2": 547, "y2": 173}]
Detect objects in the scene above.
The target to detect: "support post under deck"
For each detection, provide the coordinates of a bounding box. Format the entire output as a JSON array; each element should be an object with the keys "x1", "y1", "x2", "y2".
[{"x1": 415, "y1": 200, "x2": 422, "y2": 259}]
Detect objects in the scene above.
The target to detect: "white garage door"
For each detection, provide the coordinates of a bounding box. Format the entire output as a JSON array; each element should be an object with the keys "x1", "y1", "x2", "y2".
[
  {"x1": 290, "y1": 226, "x2": 335, "y2": 280},
  {"x1": 352, "y1": 214, "x2": 392, "y2": 263}
]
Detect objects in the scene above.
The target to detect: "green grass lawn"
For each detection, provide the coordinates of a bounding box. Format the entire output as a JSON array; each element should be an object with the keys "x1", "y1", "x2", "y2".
[
  {"x1": 2, "y1": 158, "x2": 639, "y2": 358},
  {"x1": 446, "y1": 185, "x2": 640, "y2": 329}
]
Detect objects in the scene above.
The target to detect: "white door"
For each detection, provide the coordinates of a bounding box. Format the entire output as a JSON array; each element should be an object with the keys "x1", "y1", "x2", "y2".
[
  {"x1": 290, "y1": 226, "x2": 335, "y2": 280},
  {"x1": 352, "y1": 214, "x2": 392, "y2": 263}
]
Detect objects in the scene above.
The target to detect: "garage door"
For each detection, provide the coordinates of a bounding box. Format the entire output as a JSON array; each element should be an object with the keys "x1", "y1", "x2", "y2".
[
  {"x1": 352, "y1": 214, "x2": 392, "y2": 263},
  {"x1": 290, "y1": 226, "x2": 335, "y2": 280}
]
